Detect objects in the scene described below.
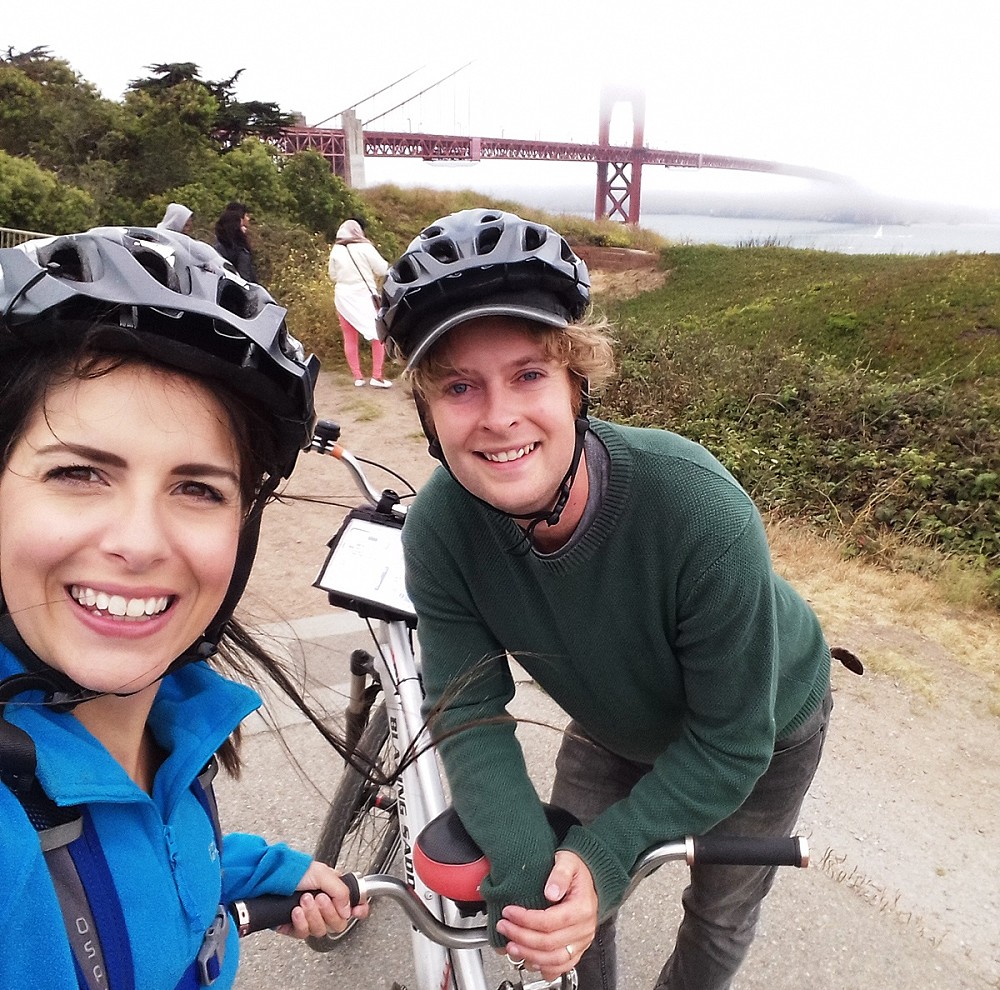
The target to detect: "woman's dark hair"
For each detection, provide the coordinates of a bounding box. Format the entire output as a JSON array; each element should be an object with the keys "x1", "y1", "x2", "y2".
[
  {"x1": 215, "y1": 202, "x2": 251, "y2": 252},
  {"x1": 0, "y1": 332, "x2": 367, "y2": 778}
]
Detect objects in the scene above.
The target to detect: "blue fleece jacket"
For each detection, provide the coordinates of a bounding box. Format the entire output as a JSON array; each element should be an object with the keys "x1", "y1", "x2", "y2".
[{"x1": 0, "y1": 644, "x2": 311, "y2": 990}]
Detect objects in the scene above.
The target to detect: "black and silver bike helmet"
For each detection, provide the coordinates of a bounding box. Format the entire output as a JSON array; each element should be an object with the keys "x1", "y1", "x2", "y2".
[
  {"x1": 378, "y1": 209, "x2": 592, "y2": 532},
  {"x1": 378, "y1": 208, "x2": 590, "y2": 368},
  {"x1": 0, "y1": 226, "x2": 319, "y2": 707}
]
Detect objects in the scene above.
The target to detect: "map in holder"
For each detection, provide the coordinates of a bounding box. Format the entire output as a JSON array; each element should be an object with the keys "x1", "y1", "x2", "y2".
[{"x1": 315, "y1": 516, "x2": 416, "y2": 620}]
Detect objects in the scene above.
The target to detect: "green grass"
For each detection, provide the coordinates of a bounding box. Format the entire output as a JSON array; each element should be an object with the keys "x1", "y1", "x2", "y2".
[{"x1": 593, "y1": 244, "x2": 1000, "y2": 603}]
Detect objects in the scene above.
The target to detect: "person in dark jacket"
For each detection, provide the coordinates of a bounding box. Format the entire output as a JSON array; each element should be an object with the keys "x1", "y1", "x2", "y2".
[{"x1": 214, "y1": 202, "x2": 257, "y2": 281}]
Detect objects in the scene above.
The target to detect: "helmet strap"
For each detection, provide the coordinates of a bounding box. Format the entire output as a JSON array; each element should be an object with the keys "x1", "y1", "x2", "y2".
[{"x1": 0, "y1": 613, "x2": 101, "y2": 711}]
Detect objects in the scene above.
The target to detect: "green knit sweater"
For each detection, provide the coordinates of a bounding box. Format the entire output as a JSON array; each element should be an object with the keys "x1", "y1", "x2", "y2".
[{"x1": 402, "y1": 419, "x2": 830, "y2": 938}]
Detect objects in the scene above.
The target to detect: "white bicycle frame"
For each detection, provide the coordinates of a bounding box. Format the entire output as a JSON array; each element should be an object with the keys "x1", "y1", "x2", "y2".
[
  {"x1": 372, "y1": 618, "x2": 496, "y2": 990},
  {"x1": 311, "y1": 427, "x2": 512, "y2": 990}
]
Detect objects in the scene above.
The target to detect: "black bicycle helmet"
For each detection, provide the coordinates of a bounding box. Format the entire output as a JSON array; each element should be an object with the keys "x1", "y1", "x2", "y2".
[
  {"x1": 378, "y1": 208, "x2": 591, "y2": 368},
  {"x1": 0, "y1": 226, "x2": 319, "y2": 706}
]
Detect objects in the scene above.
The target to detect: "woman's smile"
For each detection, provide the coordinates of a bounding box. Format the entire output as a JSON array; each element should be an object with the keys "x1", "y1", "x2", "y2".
[{"x1": 69, "y1": 585, "x2": 174, "y2": 620}]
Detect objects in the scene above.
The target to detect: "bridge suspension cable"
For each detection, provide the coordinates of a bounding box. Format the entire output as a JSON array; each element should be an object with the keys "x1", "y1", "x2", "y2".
[
  {"x1": 362, "y1": 61, "x2": 474, "y2": 127},
  {"x1": 312, "y1": 66, "x2": 426, "y2": 128}
]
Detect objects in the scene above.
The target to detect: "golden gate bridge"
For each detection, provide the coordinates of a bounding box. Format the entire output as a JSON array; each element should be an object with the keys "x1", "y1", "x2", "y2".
[{"x1": 275, "y1": 70, "x2": 846, "y2": 225}]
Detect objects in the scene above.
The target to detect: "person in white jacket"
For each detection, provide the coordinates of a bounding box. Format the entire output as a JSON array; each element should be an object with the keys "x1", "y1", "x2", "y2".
[
  {"x1": 157, "y1": 202, "x2": 194, "y2": 234},
  {"x1": 328, "y1": 218, "x2": 392, "y2": 387}
]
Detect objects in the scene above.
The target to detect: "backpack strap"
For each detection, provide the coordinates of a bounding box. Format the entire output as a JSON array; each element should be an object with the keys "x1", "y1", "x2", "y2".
[{"x1": 1, "y1": 717, "x2": 228, "y2": 988}]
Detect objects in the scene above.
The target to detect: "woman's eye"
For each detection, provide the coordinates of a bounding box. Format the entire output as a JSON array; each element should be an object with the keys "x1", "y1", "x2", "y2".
[
  {"x1": 46, "y1": 464, "x2": 102, "y2": 484},
  {"x1": 177, "y1": 481, "x2": 228, "y2": 503}
]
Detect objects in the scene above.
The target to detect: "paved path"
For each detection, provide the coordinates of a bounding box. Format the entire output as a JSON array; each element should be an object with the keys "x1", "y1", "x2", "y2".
[{"x1": 220, "y1": 612, "x2": 995, "y2": 990}]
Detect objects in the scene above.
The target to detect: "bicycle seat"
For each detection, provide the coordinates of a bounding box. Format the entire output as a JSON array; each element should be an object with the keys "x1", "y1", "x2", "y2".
[{"x1": 413, "y1": 804, "x2": 579, "y2": 908}]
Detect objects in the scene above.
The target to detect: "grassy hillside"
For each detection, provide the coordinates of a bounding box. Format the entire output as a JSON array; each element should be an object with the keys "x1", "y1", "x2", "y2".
[{"x1": 594, "y1": 245, "x2": 1000, "y2": 601}]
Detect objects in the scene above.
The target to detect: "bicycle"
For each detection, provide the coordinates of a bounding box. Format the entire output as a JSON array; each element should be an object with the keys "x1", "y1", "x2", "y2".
[{"x1": 282, "y1": 419, "x2": 810, "y2": 990}]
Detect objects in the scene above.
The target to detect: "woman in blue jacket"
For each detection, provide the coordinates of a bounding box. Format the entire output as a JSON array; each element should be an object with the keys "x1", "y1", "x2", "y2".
[{"x1": 0, "y1": 227, "x2": 367, "y2": 989}]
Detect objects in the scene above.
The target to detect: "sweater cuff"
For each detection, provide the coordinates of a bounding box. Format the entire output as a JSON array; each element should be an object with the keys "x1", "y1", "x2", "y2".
[
  {"x1": 478, "y1": 854, "x2": 554, "y2": 947},
  {"x1": 558, "y1": 824, "x2": 632, "y2": 918}
]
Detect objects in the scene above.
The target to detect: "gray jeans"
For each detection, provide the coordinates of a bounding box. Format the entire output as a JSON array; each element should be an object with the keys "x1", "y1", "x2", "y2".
[{"x1": 549, "y1": 688, "x2": 833, "y2": 990}]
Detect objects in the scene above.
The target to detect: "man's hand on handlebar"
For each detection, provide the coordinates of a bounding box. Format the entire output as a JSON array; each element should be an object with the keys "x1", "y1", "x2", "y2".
[
  {"x1": 495, "y1": 850, "x2": 598, "y2": 981},
  {"x1": 275, "y1": 860, "x2": 370, "y2": 941}
]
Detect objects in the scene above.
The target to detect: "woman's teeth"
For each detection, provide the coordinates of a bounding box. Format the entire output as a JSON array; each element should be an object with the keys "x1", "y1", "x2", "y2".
[{"x1": 70, "y1": 585, "x2": 170, "y2": 619}]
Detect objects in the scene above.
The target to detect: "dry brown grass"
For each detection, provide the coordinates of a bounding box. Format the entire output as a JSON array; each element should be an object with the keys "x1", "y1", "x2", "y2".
[{"x1": 766, "y1": 516, "x2": 1000, "y2": 714}]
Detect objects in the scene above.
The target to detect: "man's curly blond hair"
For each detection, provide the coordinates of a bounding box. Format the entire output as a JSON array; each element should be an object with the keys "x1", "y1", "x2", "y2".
[{"x1": 405, "y1": 315, "x2": 617, "y2": 402}]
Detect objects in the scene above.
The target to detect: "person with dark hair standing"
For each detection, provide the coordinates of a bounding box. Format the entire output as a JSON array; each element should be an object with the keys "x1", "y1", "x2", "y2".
[
  {"x1": 214, "y1": 202, "x2": 257, "y2": 282},
  {"x1": 0, "y1": 226, "x2": 368, "y2": 989}
]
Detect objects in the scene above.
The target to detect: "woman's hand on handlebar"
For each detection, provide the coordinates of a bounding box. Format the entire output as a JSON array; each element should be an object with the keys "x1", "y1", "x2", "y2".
[
  {"x1": 275, "y1": 860, "x2": 370, "y2": 940},
  {"x1": 495, "y1": 849, "x2": 598, "y2": 980}
]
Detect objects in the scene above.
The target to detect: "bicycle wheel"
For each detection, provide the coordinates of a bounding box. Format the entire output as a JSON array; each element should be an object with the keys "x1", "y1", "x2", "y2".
[{"x1": 308, "y1": 700, "x2": 401, "y2": 951}]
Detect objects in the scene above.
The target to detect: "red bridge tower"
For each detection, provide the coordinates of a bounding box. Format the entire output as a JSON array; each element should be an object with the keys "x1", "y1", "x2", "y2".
[{"x1": 595, "y1": 86, "x2": 646, "y2": 225}]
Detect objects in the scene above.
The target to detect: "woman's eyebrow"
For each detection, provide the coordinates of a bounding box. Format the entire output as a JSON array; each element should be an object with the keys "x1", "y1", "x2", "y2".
[
  {"x1": 34, "y1": 441, "x2": 126, "y2": 468},
  {"x1": 171, "y1": 463, "x2": 240, "y2": 485},
  {"x1": 33, "y1": 442, "x2": 239, "y2": 485}
]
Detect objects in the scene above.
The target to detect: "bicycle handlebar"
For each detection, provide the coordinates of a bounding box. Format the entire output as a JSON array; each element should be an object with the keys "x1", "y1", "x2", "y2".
[
  {"x1": 229, "y1": 834, "x2": 808, "y2": 938},
  {"x1": 309, "y1": 419, "x2": 407, "y2": 518}
]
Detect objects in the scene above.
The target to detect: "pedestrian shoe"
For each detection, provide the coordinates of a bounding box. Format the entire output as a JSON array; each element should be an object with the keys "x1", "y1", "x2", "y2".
[
  {"x1": 354, "y1": 379, "x2": 366, "y2": 387},
  {"x1": 369, "y1": 378, "x2": 393, "y2": 388}
]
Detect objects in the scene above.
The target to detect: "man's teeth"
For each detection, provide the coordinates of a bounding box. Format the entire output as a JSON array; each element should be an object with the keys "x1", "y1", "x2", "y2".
[
  {"x1": 484, "y1": 443, "x2": 536, "y2": 463},
  {"x1": 71, "y1": 586, "x2": 170, "y2": 619}
]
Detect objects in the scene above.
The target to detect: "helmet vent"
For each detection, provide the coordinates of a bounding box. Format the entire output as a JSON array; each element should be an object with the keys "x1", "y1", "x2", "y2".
[
  {"x1": 427, "y1": 240, "x2": 460, "y2": 264},
  {"x1": 392, "y1": 257, "x2": 419, "y2": 284},
  {"x1": 420, "y1": 225, "x2": 444, "y2": 240},
  {"x1": 218, "y1": 282, "x2": 253, "y2": 318},
  {"x1": 475, "y1": 226, "x2": 502, "y2": 255},
  {"x1": 523, "y1": 226, "x2": 548, "y2": 252},
  {"x1": 47, "y1": 246, "x2": 87, "y2": 282},
  {"x1": 134, "y1": 250, "x2": 179, "y2": 291}
]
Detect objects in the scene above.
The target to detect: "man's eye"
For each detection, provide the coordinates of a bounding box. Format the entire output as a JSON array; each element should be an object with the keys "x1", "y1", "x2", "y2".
[
  {"x1": 521, "y1": 370, "x2": 542, "y2": 382},
  {"x1": 447, "y1": 382, "x2": 469, "y2": 396}
]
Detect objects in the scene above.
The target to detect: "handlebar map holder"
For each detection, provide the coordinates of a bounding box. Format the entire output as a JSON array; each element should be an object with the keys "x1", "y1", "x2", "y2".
[{"x1": 313, "y1": 502, "x2": 417, "y2": 626}]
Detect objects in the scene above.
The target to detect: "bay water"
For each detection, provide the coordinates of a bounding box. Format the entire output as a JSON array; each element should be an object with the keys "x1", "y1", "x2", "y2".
[{"x1": 636, "y1": 214, "x2": 1000, "y2": 255}]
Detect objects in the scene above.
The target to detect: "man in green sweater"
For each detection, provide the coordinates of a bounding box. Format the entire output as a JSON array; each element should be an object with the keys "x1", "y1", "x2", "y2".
[{"x1": 378, "y1": 208, "x2": 835, "y2": 990}]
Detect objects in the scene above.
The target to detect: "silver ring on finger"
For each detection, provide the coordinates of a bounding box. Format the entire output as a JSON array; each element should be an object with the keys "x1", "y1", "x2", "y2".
[{"x1": 565, "y1": 944, "x2": 575, "y2": 959}]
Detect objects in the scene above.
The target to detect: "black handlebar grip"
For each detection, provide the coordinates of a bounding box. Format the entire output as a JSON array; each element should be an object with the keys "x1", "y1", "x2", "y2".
[
  {"x1": 690, "y1": 835, "x2": 809, "y2": 868},
  {"x1": 229, "y1": 893, "x2": 304, "y2": 936},
  {"x1": 313, "y1": 420, "x2": 341, "y2": 444},
  {"x1": 343, "y1": 871, "x2": 362, "y2": 908}
]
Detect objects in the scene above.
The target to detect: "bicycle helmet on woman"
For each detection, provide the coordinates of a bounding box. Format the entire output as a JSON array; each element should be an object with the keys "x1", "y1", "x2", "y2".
[
  {"x1": 0, "y1": 225, "x2": 319, "y2": 707},
  {"x1": 378, "y1": 208, "x2": 592, "y2": 530}
]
